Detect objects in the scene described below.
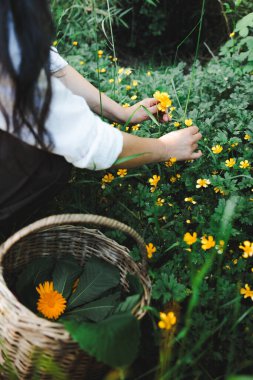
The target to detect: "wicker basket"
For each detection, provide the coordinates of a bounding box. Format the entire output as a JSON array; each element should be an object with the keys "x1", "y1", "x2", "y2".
[{"x1": 0, "y1": 214, "x2": 151, "y2": 380}]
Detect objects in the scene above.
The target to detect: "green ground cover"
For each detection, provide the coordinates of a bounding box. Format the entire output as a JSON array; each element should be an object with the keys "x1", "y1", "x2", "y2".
[{"x1": 47, "y1": 2, "x2": 253, "y2": 379}]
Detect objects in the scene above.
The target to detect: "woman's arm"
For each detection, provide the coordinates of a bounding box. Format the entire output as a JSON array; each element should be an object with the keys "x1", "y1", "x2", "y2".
[
  {"x1": 53, "y1": 65, "x2": 165, "y2": 124},
  {"x1": 115, "y1": 126, "x2": 202, "y2": 168}
]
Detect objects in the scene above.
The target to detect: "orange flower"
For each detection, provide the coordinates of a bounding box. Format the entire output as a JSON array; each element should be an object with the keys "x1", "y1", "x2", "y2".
[{"x1": 36, "y1": 281, "x2": 66, "y2": 320}]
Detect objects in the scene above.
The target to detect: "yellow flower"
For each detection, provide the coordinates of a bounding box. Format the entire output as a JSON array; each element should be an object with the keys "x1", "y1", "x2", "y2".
[
  {"x1": 132, "y1": 80, "x2": 138, "y2": 87},
  {"x1": 165, "y1": 157, "x2": 177, "y2": 167},
  {"x1": 148, "y1": 175, "x2": 160, "y2": 188},
  {"x1": 183, "y1": 232, "x2": 197, "y2": 245},
  {"x1": 176, "y1": 174, "x2": 181, "y2": 179},
  {"x1": 156, "y1": 198, "x2": 165, "y2": 206},
  {"x1": 170, "y1": 106, "x2": 176, "y2": 112},
  {"x1": 174, "y1": 122, "x2": 181, "y2": 127},
  {"x1": 146, "y1": 71, "x2": 152, "y2": 76},
  {"x1": 212, "y1": 145, "x2": 223, "y2": 154},
  {"x1": 239, "y1": 160, "x2": 250, "y2": 169},
  {"x1": 101, "y1": 173, "x2": 115, "y2": 188},
  {"x1": 118, "y1": 68, "x2": 124, "y2": 74},
  {"x1": 122, "y1": 103, "x2": 130, "y2": 108},
  {"x1": 80, "y1": 60, "x2": 85, "y2": 65},
  {"x1": 229, "y1": 32, "x2": 235, "y2": 38},
  {"x1": 36, "y1": 282, "x2": 66, "y2": 320},
  {"x1": 125, "y1": 68, "x2": 132, "y2": 76},
  {"x1": 158, "y1": 311, "x2": 177, "y2": 330},
  {"x1": 233, "y1": 259, "x2": 238, "y2": 265},
  {"x1": 170, "y1": 176, "x2": 177, "y2": 183},
  {"x1": 109, "y1": 78, "x2": 114, "y2": 83},
  {"x1": 72, "y1": 41, "x2": 78, "y2": 46},
  {"x1": 53, "y1": 40, "x2": 58, "y2": 46},
  {"x1": 196, "y1": 179, "x2": 211, "y2": 188},
  {"x1": 97, "y1": 50, "x2": 103, "y2": 56},
  {"x1": 131, "y1": 95, "x2": 138, "y2": 100},
  {"x1": 186, "y1": 219, "x2": 191, "y2": 224},
  {"x1": 112, "y1": 57, "x2": 118, "y2": 62},
  {"x1": 184, "y1": 197, "x2": 197, "y2": 204},
  {"x1": 117, "y1": 169, "x2": 127, "y2": 177},
  {"x1": 240, "y1": 284, "x2": 253, "y2": 299},
  {"x1": 185, "y1": 119, "x2": 193, "y2": 127},
  {"x1": 126, "y1": 85, "x2": 131, "y2": 91},
  {"x1": 146, "y1": 243, "x2": 156, "y2": 259},
  {"x1": 153, "y1": 91, "x2": 172, "y2": 112},
  {"x1": 118, "y1": 78, "x2": 122, "y2": 83},
  {"x1": 214, "y1": 187, "x2": 225, "y2": 195},
  {"x1": 225, "y1": 158, "x2": 236, "y2": 167},
  {"x1": 132, "y1": 124, "x2": 140, "y2": 131},
  {"x1": 244, "y1": 134, "x2": 251, "y2": 140},
  {"x1": 216, "y1": 240, "x2": 225, "y2": 254},
  {"x1": 239, "y1": 241, "x2": 253, "y2": 258},
  {"x1": 201, "y1": 235, "x2": 216, "y2": 250}
]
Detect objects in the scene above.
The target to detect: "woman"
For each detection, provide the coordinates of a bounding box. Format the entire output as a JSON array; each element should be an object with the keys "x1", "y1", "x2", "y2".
[{"x1": 0, "y1": 0, "x2": 202, "y2": 236}]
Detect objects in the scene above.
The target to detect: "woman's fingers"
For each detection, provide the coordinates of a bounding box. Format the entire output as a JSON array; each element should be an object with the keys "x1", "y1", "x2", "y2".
[
  {"x1": 192, "y1": 132, "x2": 202, "y2": 142},
  {"x1": 191, "y1": 150, "x2": 202, "y2": 159}
]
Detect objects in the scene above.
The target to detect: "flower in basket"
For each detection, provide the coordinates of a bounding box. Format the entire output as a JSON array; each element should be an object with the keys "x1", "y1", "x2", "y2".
[{"x1": 15, "y1": 256, "x2": 144, "y2": 369}]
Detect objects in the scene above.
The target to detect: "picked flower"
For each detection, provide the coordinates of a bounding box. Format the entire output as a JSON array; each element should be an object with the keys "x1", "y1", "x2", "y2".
[
  {"x1": 36, "y1": 281, "x2": 67, "y2": 320},
  {"x1": 239, "y1": 241, "x2": 253, "y2": 258},
  {"x1": 240, "y1": 284, "x2": 253, "y2": 300},
  {"x1": 201, "y1": 235, "x2": 216, "y2": 250},
  {"x1": 196, "y1": 179, "x2": 210, "y2": 188},
  {"x1": 183, "y1": 232, "x2": 197, "y2": 245},
  {"x1": 225, "y1": 158, "x2": 236, "y2": 168},
  {"x1": 185, "y1": 119, "x2": 193, "y2": 127},
  {"x1": 146, "y1": 243, "x2": 156, "y2": 259},
  {"x1": 153, "y1": 90, "x2": 172, "y2": 112},
  {"x1": 158, "y1": 311, "x2": 177, "y2": 330},
  {"x1": 212, "y1": 145, "x2": 223, "y2": 154}
]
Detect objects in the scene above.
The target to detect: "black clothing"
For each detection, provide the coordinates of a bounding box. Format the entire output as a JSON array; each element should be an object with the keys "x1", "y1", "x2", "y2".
[{"x1": 0, "y1": 131, "x2": 71, "y2": 238}]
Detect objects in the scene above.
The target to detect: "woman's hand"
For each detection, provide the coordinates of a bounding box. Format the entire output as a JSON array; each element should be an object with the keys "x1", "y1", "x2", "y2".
[{"x1": 120, "y1": 98, "x2": 171, "y2": 124}]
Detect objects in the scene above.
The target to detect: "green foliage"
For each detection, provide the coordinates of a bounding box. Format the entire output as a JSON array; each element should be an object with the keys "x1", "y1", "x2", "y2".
[
  {"x1": 64, "y1": 313, "x2": 140, "y2": 367},
  {"x1": 67, "y1": 257, "x2": 120, "y2": 309},
  {"x1": 53, "y1": 259, "x2": 82, "y2": 299},
  {"x1": 47, "y1": 13, "x2": 253, "y2": 376},
  {"x1": 220, "y1": 12, "x2": 253, "y2": 73}
]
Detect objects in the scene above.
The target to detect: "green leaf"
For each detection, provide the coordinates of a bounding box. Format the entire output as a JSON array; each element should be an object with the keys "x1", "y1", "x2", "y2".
[
  {"x1": 16, "y1": 257, "x2": 55, "y2": 293},
  {"x1": 65, "y1": 292, "x2": 120, "y2": 322},
  {"x1": 67, "y1": 257, "x2": 120, "y2": 310},
  {"x1": 53, "y1": 259, "x2": 82, "y2": 299},
  {"x1": 115, "y1": 294, "x2": 140, "y2": 314},
  {"x1": 113, "y1": 152, "x2": 148, "y2": 166},
  {"x1": 15, "y1": 257, "x2": 55, "y2": 312},
  {"x1": 64, "y1": 313, "x2": 140, "y2": 367}
]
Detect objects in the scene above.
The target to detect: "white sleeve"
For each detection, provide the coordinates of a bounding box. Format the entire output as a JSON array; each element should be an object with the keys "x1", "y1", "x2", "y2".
[
  {"x1": 49, "y1": 47, "x2": 68, "y2": 73},
  {"x1": 46, "y1": 77, "x2": 123, "y2": 170}
]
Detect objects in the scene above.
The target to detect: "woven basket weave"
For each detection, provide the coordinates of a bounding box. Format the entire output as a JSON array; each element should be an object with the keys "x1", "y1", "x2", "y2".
[{"x1": 0, "y1": 214, "x2": 151, "y2": 380}]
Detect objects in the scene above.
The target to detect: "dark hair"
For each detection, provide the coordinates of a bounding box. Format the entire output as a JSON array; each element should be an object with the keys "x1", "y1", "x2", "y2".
[{"x1": 0, "y1": 0, "x2": 55, "y2": 148}]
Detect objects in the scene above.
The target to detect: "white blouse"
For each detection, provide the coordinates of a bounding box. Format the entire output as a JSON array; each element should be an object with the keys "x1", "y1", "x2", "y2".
[{"x1": 0, "y1": 21, "x2": 123, "y2": 170}]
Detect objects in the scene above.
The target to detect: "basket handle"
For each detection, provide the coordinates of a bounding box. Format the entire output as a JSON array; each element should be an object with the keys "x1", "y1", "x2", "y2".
[{"x1": 0, "y1": 214, "x2": 148, "y2": 271}]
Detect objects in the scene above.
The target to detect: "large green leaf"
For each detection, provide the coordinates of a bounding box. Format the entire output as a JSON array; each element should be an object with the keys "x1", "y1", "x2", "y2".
[
  {"x1": 64, "y1": 313, "x2": 140, "y2": 367},
  {"x1": 15, "y1": 257, "x2": 55, "y2": 312},
  {"x1": 64, "y1": 292, "x2": 120, "y2": 322},
  {"x1": 115, "y1": 294, "x2": 140, "y2": 314},
  {"x1": 16, "y1": 257, "x2": 55, "y2": 293},
  {"x1": 53, "y1": 259, "x2": 82, "y2": 299},
  {"x1": 67, "y1": 257, "x2": 120, "y2": 310}
]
